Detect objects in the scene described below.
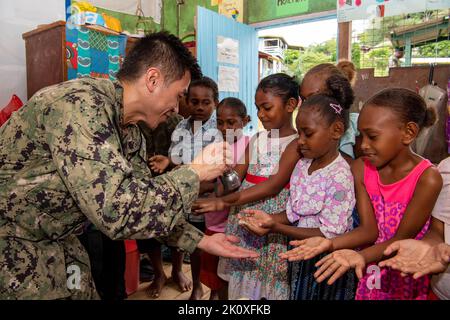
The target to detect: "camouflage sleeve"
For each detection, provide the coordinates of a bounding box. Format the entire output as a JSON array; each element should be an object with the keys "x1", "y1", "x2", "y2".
[
  {"x1": 157, "y1": 218, "x2": 204, "y2": 253},
  {"x1": 43, "y1": 99, "x2": 202, "y2": 253}
]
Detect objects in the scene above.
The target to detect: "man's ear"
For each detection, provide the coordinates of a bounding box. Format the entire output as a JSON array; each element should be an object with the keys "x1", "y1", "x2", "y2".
[
  {"x1": 402, "y1": 121, "x2": 420, "y2": 145},
  {"x1": 331, "y1": 121, "x2": 345, "y2": 140},
  {"x1": 145, "y1": 67, "x2": 162, "y2": 93}
]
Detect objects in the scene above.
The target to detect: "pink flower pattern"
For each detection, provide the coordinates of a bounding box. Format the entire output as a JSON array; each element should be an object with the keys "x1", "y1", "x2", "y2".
[{"x1": 355, "y1": 160, "x2": 433, "y2": 300}]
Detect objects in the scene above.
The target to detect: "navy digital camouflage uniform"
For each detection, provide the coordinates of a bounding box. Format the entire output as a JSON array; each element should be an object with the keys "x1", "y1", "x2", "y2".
[
  {"x1": 0, "y1": 77, "x2": 203, "y2": 299},
  {"x1": 136, "y1": 114, "x2": 184, "y2": 252}
]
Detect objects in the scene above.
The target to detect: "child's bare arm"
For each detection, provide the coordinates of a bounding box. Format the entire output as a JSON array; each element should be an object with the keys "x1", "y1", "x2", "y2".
[
  {"x1": 240, "y1": 210, "x2": 290, "y2": 226},
  {"x1": 272, "y1": 224, "x2": 324, "y2": 240},
  {"x1": 281, "y1": 159, "x2": 379, "y2": 262},
  {"x1": 232, "y1": 141, "x2": 251, "y2": 181},
  {"x1": 199, "y1": 180, "x2": 216, "y2": 195},
  {"x1": 422, "y1": 217, "x2": 445, "y2": 246},
  {"x1": 239, "y1": 207, "x2": 323, "y2": 239},
  {"x1": 228, "y1": 140, "x2": 300, "y2": 204},
  {"x1": 193, "y1": 140, "x2": 300, "y2": 214},
  {"x1": 329, "y1": 158, "x2": 379, "y2": 251},
  {"x1": 360, "y1": 166, "x2": 443, "y2": 265}
]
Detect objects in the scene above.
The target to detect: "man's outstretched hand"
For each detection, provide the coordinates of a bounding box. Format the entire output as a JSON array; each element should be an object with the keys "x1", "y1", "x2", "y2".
[{"x1": 197, "y1": 233, "x2": 259, "y2": 259}]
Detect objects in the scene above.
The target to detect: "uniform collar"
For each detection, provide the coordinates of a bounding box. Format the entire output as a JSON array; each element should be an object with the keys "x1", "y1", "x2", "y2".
[{"x1": 113, "y1": 81, "x2": 143, "y2": 158}]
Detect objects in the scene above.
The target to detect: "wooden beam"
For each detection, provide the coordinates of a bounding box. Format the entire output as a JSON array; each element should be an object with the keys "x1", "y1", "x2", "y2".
[
  {"x1": 338, "y1": 21, "x2": 352, "y2": 61},
  {"x1": 405, "y1": 38, "x2": 412, "y2": 67}
]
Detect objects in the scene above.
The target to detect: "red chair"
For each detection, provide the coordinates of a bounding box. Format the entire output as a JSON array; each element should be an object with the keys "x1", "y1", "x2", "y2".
[
  {"x1": 1, "y1": 95, "x2": 23, "y2": 127},
  {"x1": 124, "y1": 240, "x2": 140, "y2": 296}
]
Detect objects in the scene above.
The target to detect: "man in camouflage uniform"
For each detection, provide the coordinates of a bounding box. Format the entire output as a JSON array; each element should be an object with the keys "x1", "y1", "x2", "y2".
[{"x1": 0, "y1": 32, "x2": 257, "y2": 299}]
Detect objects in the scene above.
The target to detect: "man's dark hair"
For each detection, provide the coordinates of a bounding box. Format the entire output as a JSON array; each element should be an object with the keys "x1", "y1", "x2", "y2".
[
  {"x1": 187, "y1": 76, "x2": 219, "y2": 102},
  {"x1": 117, "y1": 31, "x2": 202, "y2": 83}
]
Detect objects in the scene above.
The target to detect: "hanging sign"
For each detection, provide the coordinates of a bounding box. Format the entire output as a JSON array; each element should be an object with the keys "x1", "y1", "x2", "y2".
[
  {"x1": 337, "y1": 0, "x2": 450, "y2": 23},
  {"x1": 276, "y1": 0, "x2": 310, "y2": 18}
]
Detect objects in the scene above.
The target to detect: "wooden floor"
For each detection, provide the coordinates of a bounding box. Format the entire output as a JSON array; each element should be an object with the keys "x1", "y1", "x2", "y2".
[{"x1": 127, "y1": 261, "x2": 211, "y2": 300}]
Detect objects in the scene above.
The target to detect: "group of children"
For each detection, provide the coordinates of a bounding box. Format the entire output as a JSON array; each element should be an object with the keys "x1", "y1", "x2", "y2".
[{"x1": 141, "y1": 60, "x2": 449, "y2": 300}]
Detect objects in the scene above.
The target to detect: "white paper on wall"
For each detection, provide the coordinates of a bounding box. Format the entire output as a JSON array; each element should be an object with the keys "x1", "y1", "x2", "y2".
[
  {"x1": 218, "y1": 65, "x2": 239, "y2": 92},
  {"x1": 217, "y1": 36, "x2": 239, "y2": 65}
]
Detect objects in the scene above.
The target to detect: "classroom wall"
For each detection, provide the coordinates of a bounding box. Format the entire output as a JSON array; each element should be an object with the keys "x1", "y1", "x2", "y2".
[
  {"x1": 160, "y1": 0, "x2": 338, "y2": 36},
  {"x1": 353, "y1": 65, "x2": 450, "y2": 112},
  {"x1": 246, "y1": 0, "x2": 336, "y2": 25},
  {"x1": 162, "y1": 0, "x2": 218, "y2": 37},
  {"x1": 0, "y1": 0, "x2": 66, "y2": 106},
  {"x1": 93, "y1": 6, "x2": 161, "y2": 34}
]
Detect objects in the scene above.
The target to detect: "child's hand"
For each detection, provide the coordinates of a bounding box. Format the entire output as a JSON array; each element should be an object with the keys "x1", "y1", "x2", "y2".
[
  {"x1": 149, "y1": 155, "x2": 170, "y2": 174},
  {"x1": 240, "y1": 209, "x2": 275, "y2": 229},
  {"x1": 237, "y1": 209, "x2": 274, "y2": 237},
  {"x1": 314, "y1": 249, "x2": 365, "y2": 285},
  {"x1": 238, "y1": 216, "x2": 270, "y2": 237},
  {"x1": 192, "y1": 198, "x2": 227, "y2": 214},
  {"x1": 279, "y1": 237, "x2": 333, "y2": 261}
]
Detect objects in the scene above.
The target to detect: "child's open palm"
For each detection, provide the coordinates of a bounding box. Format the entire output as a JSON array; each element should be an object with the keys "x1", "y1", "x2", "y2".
[
  {"x1": 149, "y1": 155, "x2": 170, "y2": 174},
  {"x1": 314, "y1": 249, "x2": 365, "y2": 285},
  {"x1": 279, "y1": 237, "x2": 333, "y2": 261},
  {"x1": 237, "y1": 209, "x2": 273, "y2": 237}
]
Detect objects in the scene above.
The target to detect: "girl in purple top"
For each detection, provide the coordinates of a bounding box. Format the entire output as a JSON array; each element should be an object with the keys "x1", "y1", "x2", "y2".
[{"x1": 241, "y1": 92, "x2": 357, "y2": 300}]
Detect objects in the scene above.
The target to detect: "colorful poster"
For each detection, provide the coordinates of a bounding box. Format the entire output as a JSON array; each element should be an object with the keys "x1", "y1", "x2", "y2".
[
  {"x1": 276, "y1": 0, "x2": 310, "y2": 18},
  {"x1": 218, "y1": 0, "x2": 244, "y2": 22},
  {"x1": 218, "y1": 65, "x2": 239, "y2": 92},
  {"x1": 337, "y1": 0, "x2": 450, "y2": 22},
  {"x1": 66, "y1": 26, "x2": 127, "y2": 81},
  {"x1": 217, "y1": 36, "x2": 239, "y2": 65}
]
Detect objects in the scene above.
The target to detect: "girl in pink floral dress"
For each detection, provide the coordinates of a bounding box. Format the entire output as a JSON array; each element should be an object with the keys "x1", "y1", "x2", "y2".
[{"x1": 193, "y1": 73, "x2": 302, "y2": 299}]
